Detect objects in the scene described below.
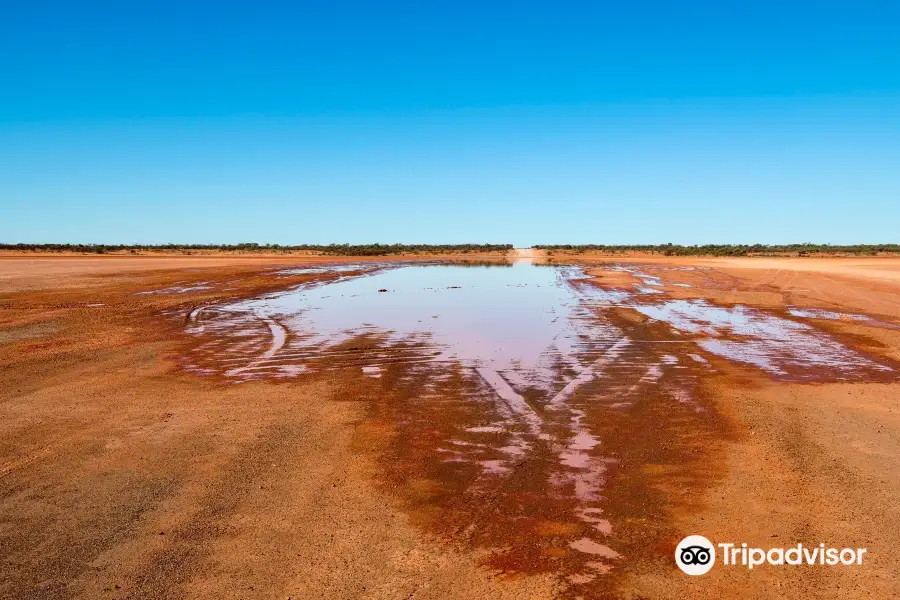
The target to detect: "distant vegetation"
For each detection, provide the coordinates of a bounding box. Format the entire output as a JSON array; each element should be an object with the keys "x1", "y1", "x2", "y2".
[
  {"x1": 533, "y1": 244, "x2": 900, "y2": 257},
  {"x1": 6, "y1": 243, "x2": 898, "y2": 257},
  {"x1": 0, "y1": 243, "x2": 514, "y2": 256}
]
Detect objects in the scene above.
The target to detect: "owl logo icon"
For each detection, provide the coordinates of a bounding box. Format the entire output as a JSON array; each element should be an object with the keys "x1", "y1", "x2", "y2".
[{"x1": 675, "y1": 535, "x2": 715, "y2": 575}]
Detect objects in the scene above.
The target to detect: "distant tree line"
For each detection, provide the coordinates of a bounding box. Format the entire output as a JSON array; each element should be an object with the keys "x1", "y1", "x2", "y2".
[
  {"x1": 0, "y1": 243, "x2": 514, "y2": 256},
  {"x1": 533, "y1": 244, "x2": 900, "y2": 257}
]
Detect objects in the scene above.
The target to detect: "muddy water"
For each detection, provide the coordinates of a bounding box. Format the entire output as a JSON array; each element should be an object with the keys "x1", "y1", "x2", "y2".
[
  {"x1": 182, "y1": 261, "x2": 893, "y2": 383},
  {"x1": 189, "y1": 263, "x2": 622, "y2": 383},
  {"x1": 178, "y1": 261, "x2": 896, "y2": 592}
]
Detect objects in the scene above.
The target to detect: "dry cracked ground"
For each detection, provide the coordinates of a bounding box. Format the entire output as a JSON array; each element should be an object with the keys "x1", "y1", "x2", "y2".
[{"x1": 2, "y1": 253, "x2": 900, "y2": 599}]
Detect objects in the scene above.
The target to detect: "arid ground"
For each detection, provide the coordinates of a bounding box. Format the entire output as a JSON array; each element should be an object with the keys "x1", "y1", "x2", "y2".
[{"x1": 2, "y1": 253, "x2": 899, "y2": 599}]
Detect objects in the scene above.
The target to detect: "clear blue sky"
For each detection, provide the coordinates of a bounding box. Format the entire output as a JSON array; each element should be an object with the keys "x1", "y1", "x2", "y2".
[{"x1": 2, "y1": 1, "x2": 899, "y2": 246}]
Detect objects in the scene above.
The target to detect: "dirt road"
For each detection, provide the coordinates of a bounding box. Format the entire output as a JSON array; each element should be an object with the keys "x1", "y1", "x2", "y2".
[{"x1": 1, "y1": 255, "x2": 898, "y2": 599}]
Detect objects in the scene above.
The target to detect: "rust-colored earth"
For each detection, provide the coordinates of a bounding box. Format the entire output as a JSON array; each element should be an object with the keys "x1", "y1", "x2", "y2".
[{"x1": 2, "y1": 253, "x2": 900, "y2": 599}]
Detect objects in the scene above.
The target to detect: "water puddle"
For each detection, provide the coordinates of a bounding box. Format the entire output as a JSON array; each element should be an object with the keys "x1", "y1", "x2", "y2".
[
  {"x1": 177, "y1": 261, "x2": 896, "y2": 591},
  {"x1": 633, "y1": 300, "x2": 892, "y2": 379},
  {"x1": 136, "y1": 282, "x2": 212, "y2": 295},
  {"x1": 273, "y1": 264, "x2": 370, "y2": 276},
  {"x1": 186, "y1": 263, "x2": 625, "y2": 385},
  {"x1": 788, "y1": 307, "x2": 900, "y2": 331}
]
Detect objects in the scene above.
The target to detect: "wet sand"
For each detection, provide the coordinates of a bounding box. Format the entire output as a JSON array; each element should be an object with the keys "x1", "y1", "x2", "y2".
[{"x1": 2, "y1": 255, "x2": 899, "y2": 599}]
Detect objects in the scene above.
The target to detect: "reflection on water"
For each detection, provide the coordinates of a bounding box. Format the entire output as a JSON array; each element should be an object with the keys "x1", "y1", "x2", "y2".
[
  {"x1": 269, "y1": 262, "x2": 596, "y2": 371},
  {"x1": 135, "y1": 282, "x2": 212, "y2": 295},
  {"x1": 634, "y1": 299, "x2": 892, "y2": 379},
  {"x1": 185, "y1": 263, "x2": 893, "y2": 382},
  {"x1": 188, "y1": 263, "x2": 625, "y2": 386},
  {"x1": 787, "y1": 306, "x2": 900, "y2": 331},
  {"x1": 178, "y1": 261, "x2": 895, "y2": 589}
]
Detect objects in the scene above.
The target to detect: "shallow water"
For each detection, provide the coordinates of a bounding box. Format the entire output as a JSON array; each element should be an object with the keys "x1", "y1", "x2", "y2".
[
  {"x1": 136, "y1": 282, "x2": 212, "y2": 295},
  {"x1": 178, "y1": 261, "x2": 895, "y2": 585},
  {"x1": 633, "y1": 299, "x2": 892, "y2": 379},
  {"x1": 184, "y1": 262, "x2": 892, "y2": 382},
  {"x1": 187, "y1": 263, "x2": 629, "y2": 387}
]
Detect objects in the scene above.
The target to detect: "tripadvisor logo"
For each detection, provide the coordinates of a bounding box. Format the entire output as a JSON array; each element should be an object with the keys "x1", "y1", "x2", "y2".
[
  {"x1": 675, "y1": 535, "x2": 868, "y2": 575},
  {"x1": 676, "y1": 535, "x2": 715, "y2": 575}
]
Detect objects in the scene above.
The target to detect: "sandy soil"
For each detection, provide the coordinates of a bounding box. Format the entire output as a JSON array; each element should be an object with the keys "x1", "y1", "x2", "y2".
[
  {"x1": 2, "y1": 255, "x2": 899, "y2": 599},
  {"x1": 0, "y1": 254, "x2": 509, "y2": 294}
]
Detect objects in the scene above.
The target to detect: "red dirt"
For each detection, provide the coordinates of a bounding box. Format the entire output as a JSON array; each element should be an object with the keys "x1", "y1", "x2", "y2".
[{"x1": 2, "y1": 255, "x2": 899, "y2": 599}]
